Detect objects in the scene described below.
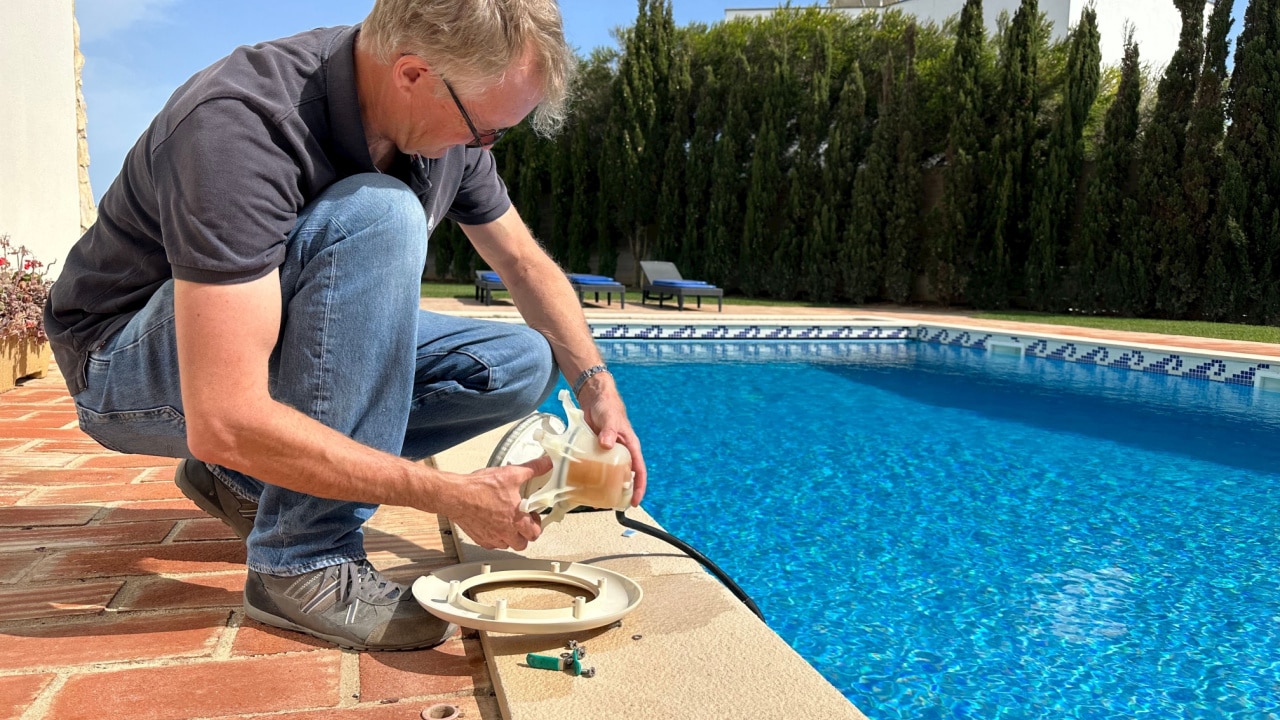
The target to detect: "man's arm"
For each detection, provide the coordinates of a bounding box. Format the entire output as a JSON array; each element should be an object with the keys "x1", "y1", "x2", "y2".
[
  {"x1": 461, "y1": 206, "x2": 648, "y2": 505},
  {"x1": 173, "y1": 273, "x2": 546, "y2": 549}
]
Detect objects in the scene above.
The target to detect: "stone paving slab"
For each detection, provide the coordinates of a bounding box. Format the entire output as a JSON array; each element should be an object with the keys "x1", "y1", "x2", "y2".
[{"x1": 0, "y1": 364, "x2": 497, "y2": 720}]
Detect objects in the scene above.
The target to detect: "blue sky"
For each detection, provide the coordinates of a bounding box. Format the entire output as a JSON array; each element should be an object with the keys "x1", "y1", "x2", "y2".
[{"x1": 77, "y1": 0, "x2": 1248, "y2": 202}]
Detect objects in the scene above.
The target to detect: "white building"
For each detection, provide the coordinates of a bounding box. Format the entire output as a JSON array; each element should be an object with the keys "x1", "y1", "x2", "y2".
[
  {"x1": 725, "y1": 0, "x2": 1215, "y2": 70},
  {"x1": 0, "y1": 0, "x2": 92, "y2": 276}
]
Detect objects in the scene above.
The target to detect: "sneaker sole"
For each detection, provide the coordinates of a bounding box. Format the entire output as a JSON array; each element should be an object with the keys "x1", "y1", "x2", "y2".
[
  {"x1": 174, "y1": 464, "x2": 251, "y2": 540},
  {"x1": 243, "y1": 603, "x2": 452, "y2": 652}
]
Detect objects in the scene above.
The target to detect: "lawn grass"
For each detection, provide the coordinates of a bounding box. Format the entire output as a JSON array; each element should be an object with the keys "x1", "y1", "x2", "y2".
[
  {"x1": 421, "y1": 281, "x2": 856, "y2": 308},
  {"x1": 421, "y1": 282, "x2": 476, "y2": 299},
  {"x1": 974, "y1": 311, "x2": 1280, "y2": 344}
]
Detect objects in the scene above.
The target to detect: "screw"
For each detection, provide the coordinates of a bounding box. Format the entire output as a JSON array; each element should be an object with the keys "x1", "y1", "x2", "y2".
[{"x1": 581, "y1": 667, "x2": 596, "y2": 678}]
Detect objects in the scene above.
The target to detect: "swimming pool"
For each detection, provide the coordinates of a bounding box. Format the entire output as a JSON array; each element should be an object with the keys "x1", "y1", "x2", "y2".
[{"x1": 543, "y1": 340, "x2": 1280, "y2": 719}]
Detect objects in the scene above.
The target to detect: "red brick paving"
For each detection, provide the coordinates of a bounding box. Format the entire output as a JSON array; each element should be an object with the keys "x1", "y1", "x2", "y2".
[
  {"x1": 98, "y1": 498, "x2": 204, "y2": 525},
  {"x1": 0, "y1": 363, "x2": 497, "y2": 719},
  {"x1": 0, "y1": 609, "x2": 228, "y2": 670},
  {"x1": 0, "y1": 504, "x2": 97, "y2": 527},
  {"x1": 0, "y1": 580, "x2": 124, "y2": 622},
  {"x1": 231, "y1": 617, "x2": 333, "y2": 656},
  {"x1": 47, "y1": 652, "x2": 341, "y2": 720},
  {"x1": 0, "y1": 519, "x2": 175, "y2": 553},
  {"x1": 112, "y1": 572, "x2": 245, "y2": 612},
  {"x1": 172, "y1": 516, "x2": 242, "y2": 542},
  {"x1": 358, "y1": 636, "x2": 491, "y2": 702},
  {"x1": 0, "y1": 673, "x2": 55, "y2": 720}
]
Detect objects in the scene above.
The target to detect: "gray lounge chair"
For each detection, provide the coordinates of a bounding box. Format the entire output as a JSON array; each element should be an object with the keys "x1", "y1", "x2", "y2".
[
  {"x1": 474, "y1": 270, "x2": 507, "y2": 306},
  {"x1": 567, "y1": 273, "x2": 626, "y2": 308},
  {"x1": 640, "y1": 261, "x2": 723, "y2": 312}
]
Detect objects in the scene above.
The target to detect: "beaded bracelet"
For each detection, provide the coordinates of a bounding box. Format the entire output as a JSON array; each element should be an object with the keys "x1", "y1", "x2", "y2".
[{"x1": 571, "y1": 364, "x2": 610, "y2": 395}]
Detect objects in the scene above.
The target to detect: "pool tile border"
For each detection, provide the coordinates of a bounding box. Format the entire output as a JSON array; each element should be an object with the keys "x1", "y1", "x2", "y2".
[{"x1": 587, "y1": 320, "x2": 1277, "y2": 388}]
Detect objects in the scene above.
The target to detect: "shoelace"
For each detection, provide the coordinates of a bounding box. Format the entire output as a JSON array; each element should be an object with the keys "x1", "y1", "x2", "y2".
[{"x1": 335, "y1": 560, "x2": 401, "y2": 606}]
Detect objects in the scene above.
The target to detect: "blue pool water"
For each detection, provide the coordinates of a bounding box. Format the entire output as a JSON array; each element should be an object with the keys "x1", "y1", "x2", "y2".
[{"x1": 542, "y1": 341, "x2": 1280, "y2": 719}]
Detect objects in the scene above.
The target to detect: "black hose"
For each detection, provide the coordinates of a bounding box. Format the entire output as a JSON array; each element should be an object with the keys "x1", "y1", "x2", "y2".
[{"x1": 614, "y1": 510, "x2": 765, "y2": 622}]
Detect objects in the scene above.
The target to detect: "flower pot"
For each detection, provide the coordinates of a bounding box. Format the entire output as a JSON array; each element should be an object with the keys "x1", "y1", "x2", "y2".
[{"x1": 0, "y1": 336, "x2": 51, "y2": 393}]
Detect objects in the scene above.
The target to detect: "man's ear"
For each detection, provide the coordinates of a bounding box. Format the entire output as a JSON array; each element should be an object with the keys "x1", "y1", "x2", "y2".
[{"x1": 392, "y1": 55, "x2": 432, "y2": 95}]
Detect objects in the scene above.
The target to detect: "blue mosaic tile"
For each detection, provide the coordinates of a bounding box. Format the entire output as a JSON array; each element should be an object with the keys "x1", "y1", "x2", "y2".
[{"x1": 588, "y1": 321, "x2": 1276, "y2": 388}]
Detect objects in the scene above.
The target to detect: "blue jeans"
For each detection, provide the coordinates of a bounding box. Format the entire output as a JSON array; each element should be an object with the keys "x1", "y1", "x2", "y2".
[{"x1": 72, "y1": 174, "x2": 558, "y2": 575}]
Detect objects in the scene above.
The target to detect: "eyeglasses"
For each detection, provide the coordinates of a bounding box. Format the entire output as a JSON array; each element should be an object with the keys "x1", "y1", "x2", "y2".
[{"x1": 442, "y1": 79, "x2": 510, "y2": 149}]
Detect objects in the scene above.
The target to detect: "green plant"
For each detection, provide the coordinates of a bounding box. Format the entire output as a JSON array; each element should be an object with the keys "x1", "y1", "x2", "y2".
[{"x1": 0, "y1": 235, "x2": 54, "y2": 342}]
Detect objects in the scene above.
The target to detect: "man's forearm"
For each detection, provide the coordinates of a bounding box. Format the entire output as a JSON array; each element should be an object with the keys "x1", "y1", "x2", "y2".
[
  {"x1": 194, "y1": 398, "x2": 449, "y2": 512},
  {"x1": 503, "y1": 255, "x2": 605, "y2": 380}
]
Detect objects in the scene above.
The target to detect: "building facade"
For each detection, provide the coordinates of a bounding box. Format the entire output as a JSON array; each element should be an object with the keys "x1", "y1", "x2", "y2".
[
  {"x1": 0, "y1": 0, "x2": 93, "y2": 277},
  {"x1": 725, "y1": 0, "x2": 1214, "y2": 70}
]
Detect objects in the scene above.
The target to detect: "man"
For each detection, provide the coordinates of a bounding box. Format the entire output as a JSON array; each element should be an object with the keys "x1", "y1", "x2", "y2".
[{"x1": 45, "y1": 0, "x2": 647, "y2": 652}]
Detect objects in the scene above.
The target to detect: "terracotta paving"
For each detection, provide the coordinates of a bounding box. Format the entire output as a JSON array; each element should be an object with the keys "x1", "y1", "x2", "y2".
[{"x1": 0, "y1": 365, "x2": 498, "y2": 720}]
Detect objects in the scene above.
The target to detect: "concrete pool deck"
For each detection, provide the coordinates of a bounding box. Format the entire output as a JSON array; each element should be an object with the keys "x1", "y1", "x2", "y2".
[{"x1": 0, "y1": 297, "x2": 1275, "y2": 720}]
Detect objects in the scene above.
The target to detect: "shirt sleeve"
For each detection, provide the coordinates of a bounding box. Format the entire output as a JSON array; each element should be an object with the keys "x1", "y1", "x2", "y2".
[
  {"x1": 445, "y1": 147, "x2": 512, "y2": 226},
  {"x1": 150, "y1": 98, "x2": 304, "y2": 284}
]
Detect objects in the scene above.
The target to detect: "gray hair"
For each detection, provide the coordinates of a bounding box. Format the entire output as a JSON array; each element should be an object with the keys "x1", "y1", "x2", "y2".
[{"x1": 363, "y1": 0, "x2": 576, "y2": 136}]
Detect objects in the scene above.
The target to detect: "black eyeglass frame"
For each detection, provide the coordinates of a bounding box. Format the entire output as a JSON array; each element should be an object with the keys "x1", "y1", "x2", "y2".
[{"x1": 442, "y1": 79, "x2": 510, "y2": 149}]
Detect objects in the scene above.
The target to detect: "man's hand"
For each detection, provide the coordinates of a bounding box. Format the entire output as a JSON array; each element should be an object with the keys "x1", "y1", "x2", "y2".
[
  {"x1": 439, "y1": 457, "x2": 552, "y2": 550},
  {"x1": 578, "y1": 374, "x2": 648, "y2": 507}
]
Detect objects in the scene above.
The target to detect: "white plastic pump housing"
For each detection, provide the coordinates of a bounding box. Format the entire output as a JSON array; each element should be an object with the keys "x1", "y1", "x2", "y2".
[{"x1": 518, "y1": 390, "x2": 634, "y2": 526}]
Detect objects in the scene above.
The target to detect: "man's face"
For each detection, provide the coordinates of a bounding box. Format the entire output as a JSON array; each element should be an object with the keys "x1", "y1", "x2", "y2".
[{"x1": 402, "y1": 47, "x2": 544, "y2": 158}]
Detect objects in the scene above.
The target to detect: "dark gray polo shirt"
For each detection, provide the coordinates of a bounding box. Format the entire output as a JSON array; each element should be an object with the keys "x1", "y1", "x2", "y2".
[{"x1": 46, "y1": 25, "x2": 511, "y2": 396}]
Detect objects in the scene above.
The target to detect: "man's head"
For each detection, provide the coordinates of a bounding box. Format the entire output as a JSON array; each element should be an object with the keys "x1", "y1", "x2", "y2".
[{"x1": 362, "y1": 0, "x2": 575, "y2": 143}]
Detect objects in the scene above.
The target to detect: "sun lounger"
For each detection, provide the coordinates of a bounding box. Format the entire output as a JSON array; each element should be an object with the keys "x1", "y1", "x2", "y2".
[
  {"x1": 567, "y1": 273, "x2": 626, "y2": 308},
  {"x1": 640, "y1": 261, "x2": 723, "y2": 312}
]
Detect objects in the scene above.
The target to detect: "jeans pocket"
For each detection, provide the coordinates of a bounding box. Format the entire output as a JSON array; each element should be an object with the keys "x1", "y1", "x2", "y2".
[{"x1": 75, "y1": 405, "x2": 192, "y2": 458}]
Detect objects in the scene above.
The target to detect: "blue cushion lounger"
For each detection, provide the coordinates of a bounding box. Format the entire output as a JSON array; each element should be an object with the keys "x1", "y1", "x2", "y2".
[
  {"x1": 639, "y1": 261, "x2": 723, "y2": 312},
  {"x1": 567, "y1": 273, "x2": 627, "y2": 308},
  {"x1": 474, "y1": 270, "x2": 507, "y2": 306}
]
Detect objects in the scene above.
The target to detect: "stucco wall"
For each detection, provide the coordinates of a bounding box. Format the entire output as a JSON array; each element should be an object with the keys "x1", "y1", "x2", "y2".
[
  {"x1": 75, "y1": 11, "x2": 97, "y2": 235},
  {"x1": 0, "y1": 0, "x2": 82, "y2": 278}
]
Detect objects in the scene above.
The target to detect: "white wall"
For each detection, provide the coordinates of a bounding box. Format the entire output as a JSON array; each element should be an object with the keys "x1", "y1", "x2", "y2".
[
  {"x1": 726, "y1": 0, "x2": 1213, "y2": 69},
  {"x1": 0, "y1": 0, "x2": 80, "y2": 278},
  {"x1": 1080, "y1": 0, "x2": 1215, "y2": 72}
]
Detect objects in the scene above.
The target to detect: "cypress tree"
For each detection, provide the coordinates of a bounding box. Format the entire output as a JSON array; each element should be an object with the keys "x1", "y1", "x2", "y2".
[
  {"x1": 1223, "y1": 0, "x2": 1280, "y2": 322},
  {"x1": 973, "y1": 0, "x2": 1040, "y2": 309},
  {"x1": 741, "y1": 92, "x2": 785, "y2": 298},
  {"x1": 882, "y1": 23, "x2": 923, "y2": 305},
  {"x1": 809, "y1": 63, "x2": 866, "y2": 303},
  {"x1": 841, "y1": 54, "x2": 895, "y2": 304},
  {"x1": 1186, "y1": 0, "x2": 1235, "y2": 319},
  {"x1": 601, "y1": 0, "x2": 676, "y2": 283},
  {"x1": 607, "y1": 1, "x2": 652, "y2": 283},
  {"x1": 1137, "y1": 0, "x2": 1204, "y2": 317},
  {"x1": 1025, "y1": 6, "x2": 1101, "y2": 311},
  {"x1": 682, "y1": 67, "x2": 721, "y2": 280},
  {"x1": 655, "y1": 40, "x2": 692, "y2": 267},
  {"x1": 776, "y1": 25, "x2": 833, "y2": 301},
  {"x1": 933, "y1": 0, "x2": 986, "y2": 305},
  {"x1": 1071, "y1": 31, "x2": 1142, "y2": 314},
  {"x1": 548, "y1": 133, "x2": 572, "y2": 264},
  {"x1": 705, "y1": 53, "x2": 752, "y2": 290},
  {"x1": 567, "y1": 116, "x2": 594, "y2": 273},
  {"x1": 511, "y1": 126, "x2": 545, "y2": 243}
]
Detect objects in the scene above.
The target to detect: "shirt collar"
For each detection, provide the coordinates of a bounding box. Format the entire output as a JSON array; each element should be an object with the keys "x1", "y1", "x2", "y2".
[{"x1": 324, "y1": 24, "x2": 378, "y2": 176}]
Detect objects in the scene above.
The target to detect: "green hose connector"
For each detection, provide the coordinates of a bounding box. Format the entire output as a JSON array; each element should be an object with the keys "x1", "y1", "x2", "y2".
[{"x1": 526, "y1": 653, "x2": 563, "y2": 671}]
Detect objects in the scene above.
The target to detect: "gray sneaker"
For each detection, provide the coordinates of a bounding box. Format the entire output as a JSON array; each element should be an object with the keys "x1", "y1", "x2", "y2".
[
  {"x1": 174, "y1": 459, "x2": 257, "y2": 539},
  {"x1": 244, "y1": 559, "x2": 456, "y2": 651}
]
